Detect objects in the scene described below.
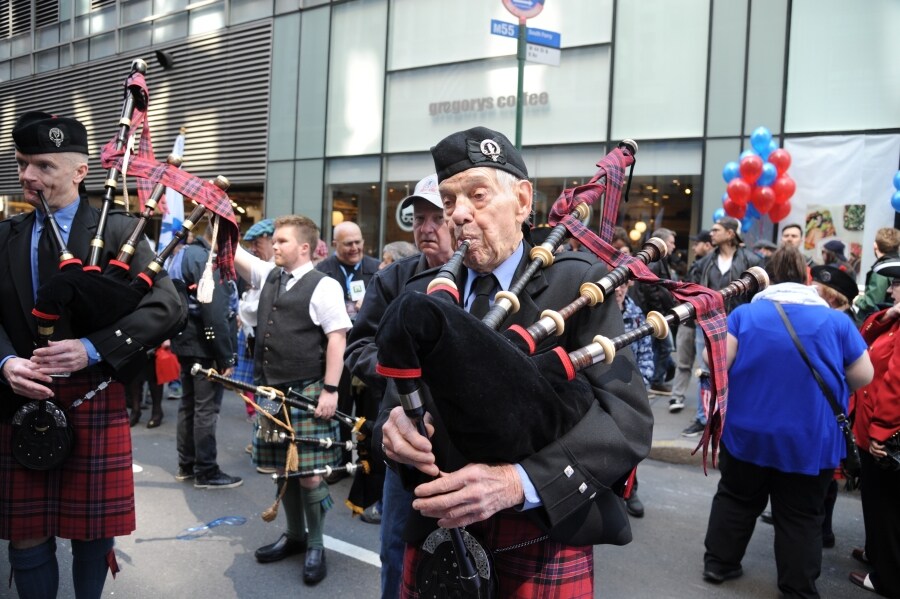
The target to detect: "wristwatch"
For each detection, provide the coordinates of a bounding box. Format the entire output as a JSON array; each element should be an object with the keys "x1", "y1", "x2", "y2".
[{"x1": 323, "y1": 384, "x2": 339, "y2": 394}]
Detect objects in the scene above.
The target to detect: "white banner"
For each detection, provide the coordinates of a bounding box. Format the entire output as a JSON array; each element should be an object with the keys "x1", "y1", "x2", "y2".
[{"x1": 158, "y1": 132, "x2": 186, "y2": 252}]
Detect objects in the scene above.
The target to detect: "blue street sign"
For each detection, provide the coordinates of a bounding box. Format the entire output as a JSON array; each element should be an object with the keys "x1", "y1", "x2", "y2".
[{"x1": 490, "y1": 19, "x2": 561, "y2": 48}]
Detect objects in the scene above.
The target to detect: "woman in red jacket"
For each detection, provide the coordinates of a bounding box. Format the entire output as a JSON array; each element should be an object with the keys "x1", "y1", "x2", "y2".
[{"x1": 849, "y1": 257, "x2": 900, "y2": 597}]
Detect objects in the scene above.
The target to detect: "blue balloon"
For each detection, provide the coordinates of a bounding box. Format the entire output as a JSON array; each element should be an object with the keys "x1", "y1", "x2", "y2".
[
  {"x1": 713, "y1": 208, "x2": 726, "y2": 223},
  {"x1": 766, "y1": 138, "x2": 779, "y2": 158},
  {"x1": 722, "y1": 161, "x2": 740, "y2": 183},
  {"x1": 757, "y1": 163, "x2": 777, "y2": 187},
  {"x1": 741, "y1": 215, "x2": 756, "y2": 233},
  {"x1": 721, "y1": 192, "x2": 729, "y2": 205},
  {"x1": 892, "y1": 189, "x2": 900, "y2": 212},
  {"x1": 746, "y1": 203, "x2": 761, "y2": 220},
  {"x1": 740, "y1": 149, "x2": 757, "y2": 160},
  {"x1": 894, "y1": 170, "x2": 900, "y2": 191},
  {"x1": 751, "y1": 127, "x2": 773, "y2": 155}
]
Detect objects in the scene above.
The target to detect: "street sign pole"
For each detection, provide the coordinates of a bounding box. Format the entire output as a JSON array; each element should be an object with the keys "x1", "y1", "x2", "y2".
[{"x1": 515, "y1": 16, "x2": 526, "y2": 150}]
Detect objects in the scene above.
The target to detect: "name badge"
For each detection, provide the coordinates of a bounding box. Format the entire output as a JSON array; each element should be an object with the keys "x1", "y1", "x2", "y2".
[{"x1": 349, "y1": 280, "x2": 366, "y2": 302}]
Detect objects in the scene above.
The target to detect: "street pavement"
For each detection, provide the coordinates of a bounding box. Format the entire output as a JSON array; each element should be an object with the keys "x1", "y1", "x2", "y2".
[{"x1": 0, "y1": 386, "x2": 874, "y2": 598}]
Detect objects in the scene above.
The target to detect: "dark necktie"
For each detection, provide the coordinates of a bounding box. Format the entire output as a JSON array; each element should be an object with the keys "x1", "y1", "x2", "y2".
[
  {"x1": 37, "y1": 220, "x2": 57, "y2": 289},
  {"x1": 469, "y1": 274, "x2": 497, "y2": 319},
  {"x1": 277, "y1": 269, "x2": 292, "y2": 297}
]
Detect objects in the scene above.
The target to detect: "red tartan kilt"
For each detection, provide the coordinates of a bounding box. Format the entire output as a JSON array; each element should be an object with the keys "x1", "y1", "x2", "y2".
[
  {"x1": 401, "y1": 511, "x2": 594, "y2": 598},
  {"x1": 0, "y1": 370, "x2": 135, "y2": 541}
]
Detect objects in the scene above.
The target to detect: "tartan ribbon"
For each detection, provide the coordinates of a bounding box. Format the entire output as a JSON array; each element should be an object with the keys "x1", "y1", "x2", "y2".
[
  {"x1": 550, "y1": 196, "x2": 729, "y2": 471},
  {"x1": 548, "y1": 145, "x2": 632, "y2": 243},
  {"x1": 99, "y1": 70, "x2": 237, "y2": 279}
]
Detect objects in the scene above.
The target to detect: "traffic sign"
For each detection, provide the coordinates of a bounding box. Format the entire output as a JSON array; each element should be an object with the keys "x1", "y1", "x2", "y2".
[
  {"x1": 490, "y1": 19, "x2": 561, "y2": 49},
  {"x1": 526, "y1": 43, "x2": 560, "y2": 66},
  {"x1": 502, "y1": 0, "x2": 545, "y2": 20}
]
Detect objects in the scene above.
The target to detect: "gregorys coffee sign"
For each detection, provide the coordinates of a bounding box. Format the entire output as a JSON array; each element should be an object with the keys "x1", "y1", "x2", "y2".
[{"x1": 429, "y1": 92, "x2": 549, "y2": 116}]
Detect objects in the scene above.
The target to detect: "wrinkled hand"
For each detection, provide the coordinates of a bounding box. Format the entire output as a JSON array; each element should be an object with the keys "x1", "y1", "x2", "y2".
[
  {"x1": 221, "y1": 366, "x2": 234, "y2": 377},
  {"x1": 381, "y1": 405, "x2": 438, "y2": 477},
  {"x1": 412, "y1": 463, "x2": 524, "y2": 528},
  {"x1": 31, "y1": 340, "x2": 88, "y2": 376},
  {"x1": 315, "y1": 389, "x2": 337, "y2": 419},
  {"x1": 2, "y1": 356, "x2": 54, "y2": 400},
  {"x1": 870, "y1": 439, "x2": 887, "y2": 459}
]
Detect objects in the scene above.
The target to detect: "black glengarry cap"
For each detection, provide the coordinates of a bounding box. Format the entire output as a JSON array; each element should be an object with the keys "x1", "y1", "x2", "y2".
[
  {"x1": 431, "y1": 126, "x2": 528, "y2": 183},
  {"x1": 13, "y1": 111, "x2": 89, "y2": 156}
]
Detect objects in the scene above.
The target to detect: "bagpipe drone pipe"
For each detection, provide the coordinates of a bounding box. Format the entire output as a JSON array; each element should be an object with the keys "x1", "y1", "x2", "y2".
[{"x1": 31, "y1": 59, "x2": 239, "y2": 348}]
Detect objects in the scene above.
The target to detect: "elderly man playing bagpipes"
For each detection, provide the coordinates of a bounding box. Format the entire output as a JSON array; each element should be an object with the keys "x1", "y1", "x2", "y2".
[
  {"x1": 0, "y1": 111, "x2": 184, "y2": 597},
  {"x1": 375, "y1": 127, "x2": 655, "y2": 598}
]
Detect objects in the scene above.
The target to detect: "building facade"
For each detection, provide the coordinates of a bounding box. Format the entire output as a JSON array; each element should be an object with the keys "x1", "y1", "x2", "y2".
[{"x1": 1, "y1": 0, "x2": 898, "y2": 277}]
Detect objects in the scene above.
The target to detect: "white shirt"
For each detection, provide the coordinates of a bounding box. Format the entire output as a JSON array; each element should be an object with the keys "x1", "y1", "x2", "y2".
[{"x1": 246, "y1": 252, "x2": 351, "y2": 335}]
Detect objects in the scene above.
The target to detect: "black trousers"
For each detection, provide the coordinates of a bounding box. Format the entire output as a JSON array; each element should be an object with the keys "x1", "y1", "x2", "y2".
[
  {"x1": 860, "y1": 450, "x2": 900, "y2": 597},
  {"x1": 704, "y1": 444, "x2": 834, "y2": 598}
]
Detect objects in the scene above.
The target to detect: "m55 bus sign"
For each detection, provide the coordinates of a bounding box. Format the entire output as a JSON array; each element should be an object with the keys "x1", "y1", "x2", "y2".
[{"x1": 490, "y1": 19, "x2": 561, "y2": 49}]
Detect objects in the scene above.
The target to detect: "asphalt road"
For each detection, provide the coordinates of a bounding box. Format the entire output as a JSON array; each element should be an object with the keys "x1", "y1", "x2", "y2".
[{"x1": 0, "y1": 389, "x2": 874, "y2": 598}]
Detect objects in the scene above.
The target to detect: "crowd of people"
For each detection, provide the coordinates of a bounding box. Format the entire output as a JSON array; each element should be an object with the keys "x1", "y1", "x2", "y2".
[{"x1": 1, "y1": 109, "x2": 898, "y2": 599}]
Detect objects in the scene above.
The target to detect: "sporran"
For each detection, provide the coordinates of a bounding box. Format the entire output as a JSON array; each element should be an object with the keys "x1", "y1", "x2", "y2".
[{"x1": 11, "y1": 400, "x2": 75, "y2": 470}]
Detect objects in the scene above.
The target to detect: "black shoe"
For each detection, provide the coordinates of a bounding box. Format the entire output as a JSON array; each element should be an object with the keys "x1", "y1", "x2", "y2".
[
  {"x1": 129, "y1": 410, "x2": 141, "y2": 427},
  {"x1": 681, "y1": 420, "x2": 706, "y2": 437},
  {"x1": 822, "y1": 531, "x2": 835, "y2": 548},
  {"x1": 323, "y1": 470, "x2": 348, "y2": 484},
  {"x1": 759, "y1": 510, "x2": 774, "y2": 525},
  {"x1": 194, "y1": 470, "x2": 243, "y2": 489},
  {"x1": 255, "y1": 533, "x2": 308, "y2": 563},
  {"x1": 175, "y1": 467, "x2": 194, "y2": 481},
  {"x1": 703, "y1": 566, "x2": 743, "y2": 584},
  {"x1": 851, "y1": 547, "x2": 870, "y2": 565},
  {"x1": 849, "y1": 571, "x2": 878, "y2": 594},
  {"x1": 360, "y1": 502, "x2": 382, "y2": 524},
  {"x1": 668, "y1": 397, "x2": 685, "y2": 413},
  {"x1": 303, "y1": 548, "x2": 327, "y2": 584},
  {"x1": 625, "y1": 493, "x2": 645, "y2": 518}
]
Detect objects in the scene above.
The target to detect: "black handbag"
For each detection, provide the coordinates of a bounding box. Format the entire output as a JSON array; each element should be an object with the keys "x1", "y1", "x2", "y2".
[
  {"x1": 878, "y1": 431, "x2": 900, "y2": 472},
  {"x1": 774, "y1": 303, "x2": 862, "y2": 485},
  {"x1": 11, "y1": 399, "x2": 75, "y2": 471}
]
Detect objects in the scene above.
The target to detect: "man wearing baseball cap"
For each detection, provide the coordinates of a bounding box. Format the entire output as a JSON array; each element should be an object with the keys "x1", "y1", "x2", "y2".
[
  {"x1": 346, "y1": 173, "x2": 454, "y2": 596},
  {"x1": 681, "y1": 216, "x2": 763, "y2": 437},
  {"x1": 377, "y1": 127, "x2": 651, "y2": 596}
]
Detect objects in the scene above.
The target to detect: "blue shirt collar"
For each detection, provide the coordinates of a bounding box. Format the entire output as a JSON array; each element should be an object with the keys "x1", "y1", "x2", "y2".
[{"x1": 464, "y1": 241, "x2": 524, "y2": 305}]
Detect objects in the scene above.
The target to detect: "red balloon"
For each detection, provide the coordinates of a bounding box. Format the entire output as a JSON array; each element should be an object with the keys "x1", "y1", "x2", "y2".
[
  {"x1": 723, "y1": 198, "x2": 747, "y2": 220},
  {"x1": 769, "y1": 200, "x2": 792, "y2": 223},
  {"x1": 772, "y1": 174, "x2": 796, "y2": 204},
  {"x1": 751, "y1": 185, "x2": 776, "y2": 214},
  {"x1": 726, "y1": 178, "x2": 751, "y2": 205},
  {"x1": 768, "y1": 149, "x2": 792, "y2": 175},
  {"x1": 739, "y1": 155, "x2": 764, "y2": 184}
]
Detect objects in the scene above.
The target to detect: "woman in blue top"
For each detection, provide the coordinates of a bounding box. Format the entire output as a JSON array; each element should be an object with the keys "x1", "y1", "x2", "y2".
[{"x1": 702, "y1": 245, "x2": 873, "y2": 598}]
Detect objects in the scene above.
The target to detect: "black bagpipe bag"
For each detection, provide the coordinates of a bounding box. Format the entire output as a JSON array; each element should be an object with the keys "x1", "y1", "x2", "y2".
[{"x1": 375, "y1": 290, "x2": 594, "y2": 465}]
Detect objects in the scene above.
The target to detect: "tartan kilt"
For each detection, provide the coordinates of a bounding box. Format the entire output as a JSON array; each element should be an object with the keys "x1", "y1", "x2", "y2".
[
  {"x1": 0, "y1": 369, "x2": 135, "y2": 541},
  {"x1": 401, "y1": 511, "x2": 594, "y2": 599},
  {"x1": 232, "y1": 328, "x2": 255, "y2": 385},
  {"x1": 252, "y1": 379, "x2": 342, "y2": 471}
]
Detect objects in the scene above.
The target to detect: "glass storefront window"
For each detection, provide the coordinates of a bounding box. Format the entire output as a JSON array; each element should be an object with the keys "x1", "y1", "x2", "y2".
[
  {"x1": 11, "y1": 56, "x2": 32, "y2": 79},
  {"x1": 383, "y1": 180, "x2": 417, "y2": 246},
  {"x1": 154, "y1": 13, "x2": 188, "y2": 44},
  {"x1": 154, "y1": 0, "x2": 188, "y2": 14},
  {"x1": 232, "y1": 0, "x2": 272, "y2": 25},
  {"x1": 122, "y1": 0, "x2": 152, "y2": 25},
  {"x1": 36, "y1": 26, "x2": 59, "y2": 50},
  {"x1": 328, "y1": 182, "x2": 382, "y2": 258},
  {"x1": 90, "y1": 31, "x2": 116, "y2": 59},
  {"x1": 121, "y1": 23, "x2": 152, "y2": 52}
]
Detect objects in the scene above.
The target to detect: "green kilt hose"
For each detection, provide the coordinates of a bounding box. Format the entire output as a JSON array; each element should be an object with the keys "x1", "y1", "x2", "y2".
[
  {"x1": 0, "y1": 369, "x2": 135, "y2": 541},
  {"x1": 252, "y1": 379, "x2": 342, "y2": 471},
  {"x1": 401, "y1": 510, "x2": 594, "y2": 599}
]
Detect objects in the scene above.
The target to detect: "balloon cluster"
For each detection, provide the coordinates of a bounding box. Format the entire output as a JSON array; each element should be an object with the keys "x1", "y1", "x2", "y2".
[
  {"x1": 717, "y1": 127, "x2": 796, "y2": 231},
  {"x1": 892, "y1": 170, "x2": 900, "y2": 212}
]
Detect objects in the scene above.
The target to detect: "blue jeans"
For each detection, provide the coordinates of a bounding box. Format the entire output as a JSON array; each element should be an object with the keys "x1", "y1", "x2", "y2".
[
  {"x1": 650, "y1": 332, "x2": 675, "y2": 385},
  {"x1": 176, "y1": 356, "x2": 226, "y2": 478},
  {"x1": 381, "y1": 468, "x2": 413, "y2": 599}
]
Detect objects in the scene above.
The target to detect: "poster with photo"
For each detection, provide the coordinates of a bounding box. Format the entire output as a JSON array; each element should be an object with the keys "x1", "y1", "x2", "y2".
[{"x1": 804, "y1": 204, "x2": 865, "y2": 280}]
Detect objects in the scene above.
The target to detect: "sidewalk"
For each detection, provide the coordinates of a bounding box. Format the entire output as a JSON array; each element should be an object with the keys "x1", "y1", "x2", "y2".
[{"x1": 646, "y1": 382, "x2": 706, "y2": 466}]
